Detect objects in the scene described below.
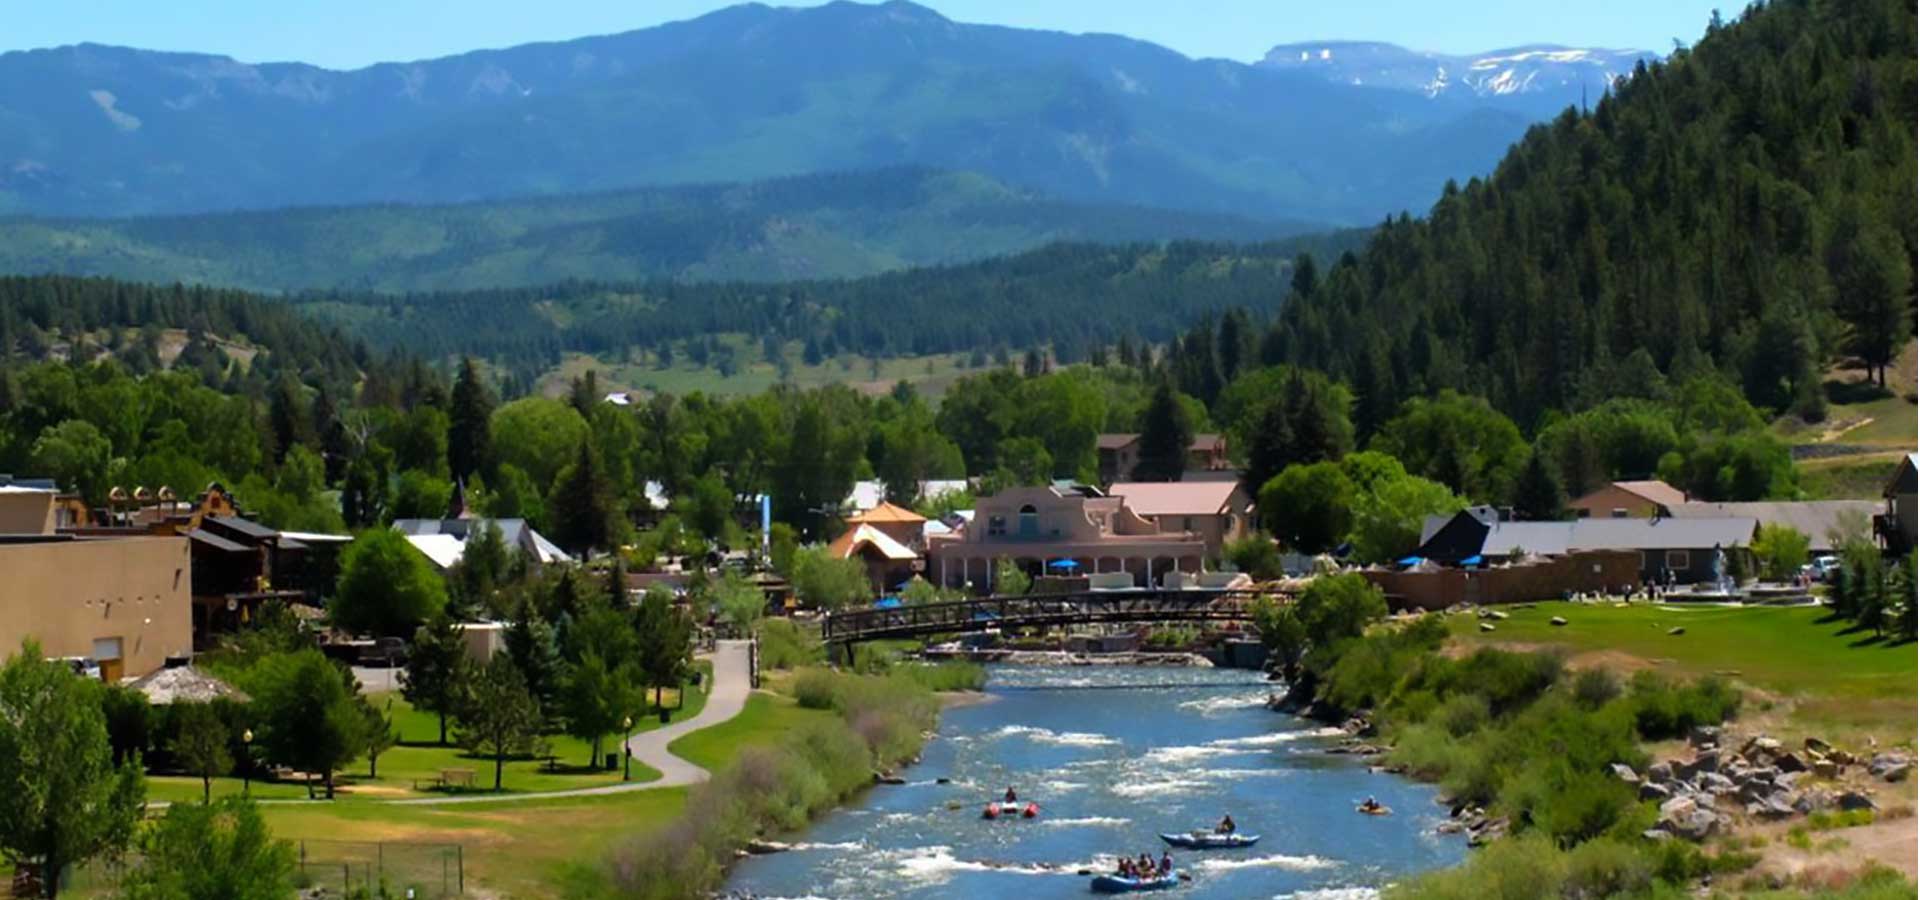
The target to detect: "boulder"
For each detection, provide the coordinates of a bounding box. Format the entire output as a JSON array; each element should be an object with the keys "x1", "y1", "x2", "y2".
[
  {"x1": 1478, "y1": 622, "x2": 1496, "y2": 632},
  {"x1": 1837, "y1": 791, "x2": 1877, "y2": 812},
  {"x1": 1698, "y1": 772, "x2": 1738, "y2": 796},
  {"x1": 1828, "y1": 749, "x2": 1857, "y2": 766},
  {"x1": 1609, "y1": 763, "x2": 1641, "y2": 784},
  {"x1": 1435, "y1": 820, "x2": 1467, "y2": 835},
  {"x1": 1647, "y1": 761, "x2": 1675, "y2": 782},
  {"x1": 1667, "y1": 626, "x2": 1686, "y2": 636},
  {"x1": 1774, "y1": 752, "x2": 1807, "y2": 774},
  {"x1": 1745, "y1": 794, "x2": 1797, "y2": 820},
  {"x1": 1792, "y1": 790, "x2": 1836, "y2": 814},
  {"x1": 1812, "y1": 759, "x2": 1841, "y2": 779},
  {"x1": 1772, "y1": 771, "x2": 1805, "y2": 791},
  {"x1": 1661, "y1": 807, "x2": 1725, "y2": 841},
  {"x1": 1804, "y1": 737, "x2": 1833, "y2": 755},
  {"x1": 1867, "y1": 753, "x2": 1911, "y2": 782},
  {"x1": 1750, "y1": 736, "x2": 1783, "y2": 754},
  {"x1": 1549, "y1": 616, "x2": 1569, "y2": 626},
  {"x1": 744, "y1": 839, "x2": 793, "y2": 855},
  {"x1": 1638, "y1": 781, "x2": 1673, "y2": 802},
  {"x1": 1490, "y1": 610, "x2": 1510, "y2": 620},
  {"x1": 1688, "y1": 726, "x2": 1722, "y2": 749},
  {"x1": 1685, "y1": 749, "x2": 1722, "y2": 775}
]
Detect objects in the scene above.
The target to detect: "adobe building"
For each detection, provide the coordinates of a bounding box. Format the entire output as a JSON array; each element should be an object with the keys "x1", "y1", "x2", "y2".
[
  {"x1": 927, "y1": 484, "x2": 1212, "y2": 591},
  {"x1": 1104, "y1": 480, "x2": 1254, "y2": 560},
  {"x1": 0, "y1": 483, "x2": 191, "y2": 679}
]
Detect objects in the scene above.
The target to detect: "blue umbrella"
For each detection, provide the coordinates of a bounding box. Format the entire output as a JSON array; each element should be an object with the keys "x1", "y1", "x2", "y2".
[
  {"x1": 1047, "y1": 559, "x2": 1081, "y2": 570},
  {"x1": 873, "y1": 597, "x2": 902, "y2": 609},
  {"x1": 1461, "y1": 555, "x2": 1484, "y2": 566},
  {"x1": 1396, "y1": 555, "x2": 1425, "y2": 566}
]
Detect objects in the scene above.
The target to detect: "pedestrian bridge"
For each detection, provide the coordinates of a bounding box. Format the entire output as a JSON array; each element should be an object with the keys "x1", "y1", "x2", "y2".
[{"x1": 819, "y1": 588, "x2": 1290, "y2": 647}]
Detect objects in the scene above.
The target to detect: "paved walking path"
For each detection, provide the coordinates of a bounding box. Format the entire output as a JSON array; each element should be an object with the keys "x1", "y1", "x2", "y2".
[{"x1": 389, "y1": 639, "x2": 753, "y2": 805}]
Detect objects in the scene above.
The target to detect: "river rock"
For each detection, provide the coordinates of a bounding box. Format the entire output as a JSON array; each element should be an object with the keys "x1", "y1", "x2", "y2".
[
  {"x1": 1609, "y1": 763, "x2": 1641, "y2": 784},
  {"x1": 1656, "y1": 796, "x2": 1725, "y2": 841},
  {"x1": 1867, "y1": 753, "x2": 1911, "y2": 782},
  {"x1": 1689, "y1": 726, "x2": 1722, "y2": 749},
  {"x1": 874, "y1": 773, "x2": 907, "y2": 785},
  {"x1": 1837, "y1": 791, "x2": 1877, "y2": 812},
  {"x1": 1774, "y1": 752, "x2": 1807, "y2": 773},
  {"x1": 1549, "y1": 616, "x2": 1568, "y2": 626},
  {"x1": 1638, "y1": 781, "x2": 1673, "y2": 802},
  {"x1": 1647, "y1": 761, "x2": 1674, "y2": 782},
  {"x1": 1698, "y1": 772, "x2": 1738, "y2": 796},
  {"x1": 1793, "y1": 790, "x2": 1836, "y2": 814},
  {"x1": 1667, "y1": 626, "x2": 1685, "y2": 635},
  {"x1": 1804, "y1": 737, "x2": 1833, "y2": 755},
  {"x1": 744, "y1": 839, "x2": 793, "y2": 855},
  {"x1": 1435, "y1": 820, "x2": 1467, "y2": 835}
]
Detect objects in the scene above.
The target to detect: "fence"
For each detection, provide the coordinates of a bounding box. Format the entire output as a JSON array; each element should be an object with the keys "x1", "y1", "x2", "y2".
[
  {"x1": 37, "y1": 839, "x2": 465, "y2": 898},
  {"x1": 293, "y1": 839, "x2": 465, "y2": 898}
]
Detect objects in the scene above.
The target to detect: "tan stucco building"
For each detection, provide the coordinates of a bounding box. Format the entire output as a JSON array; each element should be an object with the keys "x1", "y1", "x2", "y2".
[
  {"x1": 0, "y1": 484, "x2": 194, "y2": 679},
  {"x1": 1105, "y1": 481, "x2": 1254, "y2": 560},
  {"x1": 0, "y1": 534, "x2": 193, "y2": 679},
  {"x1": 927, "y1": 484, "x2": 1211, "y2": 591}
]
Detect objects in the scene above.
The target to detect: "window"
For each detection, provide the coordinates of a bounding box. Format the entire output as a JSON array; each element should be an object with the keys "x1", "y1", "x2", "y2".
[
  {"x1": 1182, "y1": 516, "x2": 1194, "y2": 531},
  {"x1": 1665, "y1": 550, "x2": 1690, "y2": 570},
  {"x1": 987, "y1": 515, "x2": 1007, "y2": 537},
  {"x1": 1018, "y1": 504, "x2": 1040, "y2": 537}
]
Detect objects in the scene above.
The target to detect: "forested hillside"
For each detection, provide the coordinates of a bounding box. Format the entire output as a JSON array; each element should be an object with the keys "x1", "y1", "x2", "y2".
[
  {"x1": 0, "y1": 169, "x2": 1314, "y2": 291},
  {"x1": 1264, "y1": 0, "x2": 1915, "y2": 429},
  {"x1": 291, "y1": 234, "x2": 1365, "y2": 384}
]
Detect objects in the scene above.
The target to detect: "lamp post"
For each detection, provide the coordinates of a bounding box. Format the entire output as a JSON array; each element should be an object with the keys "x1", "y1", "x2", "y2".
[
  {"x1": 621, "y1": 716, "x2": 633, "y2": 782},
  {"x1": 241, "y1": 728, "x2": 254, "y2": 796}
]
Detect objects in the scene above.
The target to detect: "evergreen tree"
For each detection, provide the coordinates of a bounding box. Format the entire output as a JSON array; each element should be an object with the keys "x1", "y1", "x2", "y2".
[
  {"x1": 448, "y1": 356, "x2": 495, "y2": 483},
  {"x1": 1511, "y1": 449, "x2": 1567, "y2": 521},
  {"x1": 456, "y1": 654, "x2": 542, "y2": 792},
  {"x1": 1131, "y1": 381, "x2": 1195, "y2": 482},
  {"x1": 401, "y1": 616, "x2": 472, "y2": 746},
  {"x1": 547, "y1": 439, "x2": 618, "y2": 558}
]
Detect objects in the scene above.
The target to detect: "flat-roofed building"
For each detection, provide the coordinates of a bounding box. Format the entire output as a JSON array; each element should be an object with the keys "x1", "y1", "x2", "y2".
[{"x1": 927, "y1": 484, "x2": 1211, "y2": 591}]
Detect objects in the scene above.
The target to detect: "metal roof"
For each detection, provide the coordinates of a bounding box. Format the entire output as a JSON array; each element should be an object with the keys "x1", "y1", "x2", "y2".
[
  {"x1": 1106, "y1": 481, "x2": 1245, "y2": 517},
  {"x1": 1660, "y1": 501, "x2": 1877, "y2": 551},
  {"x1": 186, "y1": 528, "x2": 250, "y2": 553},
  {"x1": 1568, "y1": 516, "x2": 1756, "y2": 551}
]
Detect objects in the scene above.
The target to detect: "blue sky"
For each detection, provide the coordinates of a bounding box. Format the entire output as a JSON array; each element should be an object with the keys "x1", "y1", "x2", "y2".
[{"x1": 3, "y1": 1, "x2": 1729, "y2": 68}]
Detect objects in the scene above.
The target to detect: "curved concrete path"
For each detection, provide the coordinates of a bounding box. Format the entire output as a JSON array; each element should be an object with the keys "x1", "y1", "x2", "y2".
[{"x1": 390, "y1": 639, "x2": 753, "y2": 805}]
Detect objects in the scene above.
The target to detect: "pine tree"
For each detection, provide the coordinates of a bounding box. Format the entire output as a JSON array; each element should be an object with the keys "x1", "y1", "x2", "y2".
[
  {"x1": 1131, "y1": 381, "x2": 1194, "y2": 482},
  {"x1": 448, "y1": 356, "x2": 495, "y2": 483},
  {"x1": 1512, "y1": 449, "x2": 1567, "y2": 521},
  {"x1": 548, "y1": 439, "x2": 617, "y2": 558}
]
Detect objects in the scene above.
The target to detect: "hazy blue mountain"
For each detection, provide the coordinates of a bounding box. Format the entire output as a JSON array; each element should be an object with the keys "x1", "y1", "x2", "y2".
[
  {"x1": 0, "y1": 168, "x2": 1318, "y2": 291},
  {"x1": 1258, "y1": 41, "x2": 1659, "y2": 117},
  {"x1": 0, "y1": 1, "x2": 1538, "y2": 224}
]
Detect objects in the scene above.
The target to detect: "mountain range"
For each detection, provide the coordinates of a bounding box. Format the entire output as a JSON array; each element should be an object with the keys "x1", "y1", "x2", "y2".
[
  {"x1": 0, "y1": 168, "x2": 1315, "y2": 290},
  {"x1": 0, "y1": 0, "x2": 1643, "y2": 226},
  {"x1": 1258, "y1": 41, "x2": 1656, "y2": 115}
]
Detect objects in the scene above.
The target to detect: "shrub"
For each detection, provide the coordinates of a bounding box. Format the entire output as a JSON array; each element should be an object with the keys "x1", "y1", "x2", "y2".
[
  {"x1": 1386, "y1": 834, "x2": 1566, "y2": 900},
  {"x1": 1433, "y1": 693, "x2": 1492, "y2": 738},
  {"x1": 892, "y1": 662, "x2": 986, "y2": 693},
  {"x1": 1625, "y1": 672, "x2": 1741, "y2": 740},
  {"x1": 792, "y1": 668, "x2": 838, "y2": 710},
  {"x1": 1569, "y1": 668, "x2": 1622, "y2": 710},
  {"x1": 1560, "y1": 837, "x2": 1653, "y2": 899},
  {"x1": 755, "y1": 618, "x2": 824, "y2": 670}
]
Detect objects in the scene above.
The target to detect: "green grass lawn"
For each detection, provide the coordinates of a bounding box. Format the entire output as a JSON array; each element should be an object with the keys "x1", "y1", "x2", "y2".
[
  {"x1": 667, "y1": 691, "x2": 833, "y2": 771},
  {"x1": 145, "y1": 674, "x2": 708, "y2": 804},
  {"x1": 1799, "y1": 451, "x2": 1909, "y2": 500},
  {"x1": 1449, "y1": 602, "x2": 1916, "y2": 743}
]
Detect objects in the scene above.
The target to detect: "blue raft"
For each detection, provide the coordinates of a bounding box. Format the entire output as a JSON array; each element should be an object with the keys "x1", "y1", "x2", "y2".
[
  {"x1": 1157, "y1": 832, "x2": 1261, "y2": 849},
  {"x1": 1090, "y1": 872, "x2": 1181, "y2": 893}
]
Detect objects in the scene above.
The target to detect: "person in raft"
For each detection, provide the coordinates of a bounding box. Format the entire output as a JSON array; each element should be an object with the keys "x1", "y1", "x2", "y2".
[
  {"x1": 1215, "y1": 813, "x2": 1236, "y2": 834},
  {"x1": 1159, "y1": 851, "x2": 1174, "y2": 876},
  {"x1": 1361, "y1": 796, "x2": 1382, "y2": 813},
  {"x1": 1003, "y1": 787, "x2": 1018, "y2": 803}
]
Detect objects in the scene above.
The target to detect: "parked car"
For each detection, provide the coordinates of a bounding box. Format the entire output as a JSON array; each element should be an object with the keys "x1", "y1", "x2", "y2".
[
  {"x1": 57, "y1": 657, "x2": 102, "y2": 680},
  {"x1": 356, "y1": 637, "x2": 409, "y2": 668}
]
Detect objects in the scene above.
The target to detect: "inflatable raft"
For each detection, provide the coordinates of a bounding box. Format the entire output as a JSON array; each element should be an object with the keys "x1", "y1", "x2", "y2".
[
  {"x1": 1090, "y1": 872, "x2": 1181, "y2": 893},
  {"x1": 1158, "y1": 832, "x2": 1260, "y2": 849}
]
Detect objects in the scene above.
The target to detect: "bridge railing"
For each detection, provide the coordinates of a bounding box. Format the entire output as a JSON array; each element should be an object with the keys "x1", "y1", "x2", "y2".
[{"x1": 821, "y1": 588, "x2": 1274, "y2": 643}]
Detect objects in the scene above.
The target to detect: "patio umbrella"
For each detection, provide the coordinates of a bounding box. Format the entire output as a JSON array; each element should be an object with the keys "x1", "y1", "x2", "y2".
[
  {"x1": 1047, "y1": 559, "x2": 1081, "y2": 571},
  {"x1": 1461, "y1": 555, "x2": 1484, "y2": 566},
  {"x1": 873, "y1": 597, "x2": 903, "y2": 609},
  {"x1": 1396, "y1": 555, "x2": 1425, "y2": 567}
]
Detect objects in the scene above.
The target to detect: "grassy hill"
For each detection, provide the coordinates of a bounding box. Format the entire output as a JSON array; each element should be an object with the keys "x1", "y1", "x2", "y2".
[{"x1": 0, "y1": 169, "x2": 1316, "y2": 292}]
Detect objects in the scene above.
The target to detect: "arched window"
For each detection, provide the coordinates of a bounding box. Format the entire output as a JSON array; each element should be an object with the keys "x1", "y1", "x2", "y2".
[{"x1": 1018, "y1": 504, "x2": 1040, "y2": 537}]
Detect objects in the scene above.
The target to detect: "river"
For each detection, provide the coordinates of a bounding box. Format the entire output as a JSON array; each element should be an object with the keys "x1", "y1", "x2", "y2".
[{"x1": 723, "y1": 666, "x2": 1465, "y2": 899}]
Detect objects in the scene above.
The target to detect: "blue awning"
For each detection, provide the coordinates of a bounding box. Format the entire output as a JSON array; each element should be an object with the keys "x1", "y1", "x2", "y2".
[
  {"x1": 1461, "y1": 555, "x2": 1484, "y2": 566},
  {"x1": 873, "y1": 597, "x2": 902, "y2": 609},
  {"x1": 1047, "y1": 559, "x2": 1081, "y2": 570}
]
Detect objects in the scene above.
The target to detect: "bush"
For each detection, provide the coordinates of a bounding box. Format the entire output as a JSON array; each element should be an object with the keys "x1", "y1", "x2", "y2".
[
  {"x1": 892, "y1": 662, "x2": 986, "y2": 693},
  {"x1": 1625, "y1": 672, "x2": 1741, "y2": 740},
  {"x1": 1570, "y1": 668, "x2": 1622, "y2": 710},
  {"x1": 792, "y1": 669, "x2": 838, "y2": 710},
  {"x1": 1559, "y1": 837, "x2": 1653, "y2": 899},
  {"x1": 754, "y1": 618, "x2": 824, "y2": 671},
  {"x1": 1223, "y1": 533, "x2": 1285, "y2": 580},
  {"x1": 1387, "y1": 835, "x2": 1566, "y2": 900},
  {"x1": 1433, "y1": 693, "x2": 1492, "y2": 738}
]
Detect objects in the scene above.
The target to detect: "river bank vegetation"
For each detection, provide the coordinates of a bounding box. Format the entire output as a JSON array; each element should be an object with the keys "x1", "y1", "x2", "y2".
[{"x1": 1255, "y1": 574, "x2": 1914, "y2": 898}]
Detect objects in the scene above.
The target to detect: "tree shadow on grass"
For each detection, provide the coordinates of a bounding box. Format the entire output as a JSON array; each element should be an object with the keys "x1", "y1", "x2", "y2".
[{"x1": 1847, "y1": 633, "x2": 1891, "y2": 648}]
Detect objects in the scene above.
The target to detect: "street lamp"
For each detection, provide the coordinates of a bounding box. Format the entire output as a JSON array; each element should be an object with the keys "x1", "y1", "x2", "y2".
[
  {"x1": 241, "y1": 728, "x2": 254, "y2": 796},
  {"x1": 621, "y1": 716, "x2": 634, "y2": 781}
]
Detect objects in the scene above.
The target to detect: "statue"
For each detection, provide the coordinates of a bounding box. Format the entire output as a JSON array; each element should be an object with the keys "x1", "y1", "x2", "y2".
[{"x1": 1710, "y1": 543, "x2": 1728, "y2": 592}]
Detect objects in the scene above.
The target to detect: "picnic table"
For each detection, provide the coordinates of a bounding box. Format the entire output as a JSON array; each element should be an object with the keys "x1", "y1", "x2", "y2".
[{"x1": 414, "y1": 767, "x2": 477, "y2": 791}]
